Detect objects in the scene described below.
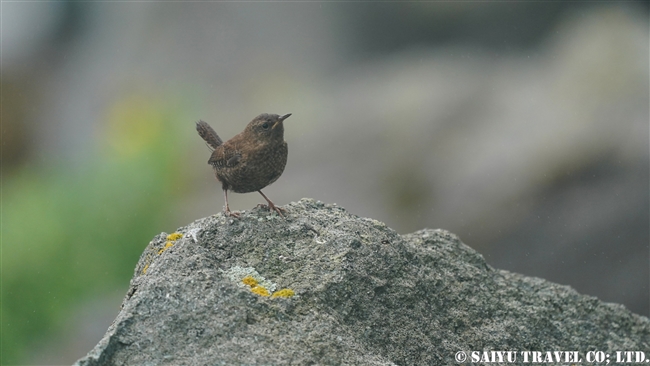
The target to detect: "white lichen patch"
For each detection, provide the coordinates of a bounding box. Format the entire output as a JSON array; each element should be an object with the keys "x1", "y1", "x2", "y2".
[
  {"x1": 186, "y1": 227, "x2": 202, "y2": 242},
  {"x1": 221, "y1": 266, "x2": 277, "y2": 293}
]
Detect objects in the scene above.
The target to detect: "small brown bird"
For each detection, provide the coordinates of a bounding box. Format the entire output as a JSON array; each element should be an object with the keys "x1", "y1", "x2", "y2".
[{"x1": 196, "y1": 113, "x2": 291, "y2": 218}]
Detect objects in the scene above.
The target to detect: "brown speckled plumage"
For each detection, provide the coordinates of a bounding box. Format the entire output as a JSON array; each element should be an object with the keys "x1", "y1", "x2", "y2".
[{"x1": 196, "y1": 113, "x2": 291, "y2": 217}]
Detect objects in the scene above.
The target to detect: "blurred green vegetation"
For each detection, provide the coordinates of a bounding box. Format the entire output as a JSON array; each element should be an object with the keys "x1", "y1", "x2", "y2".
[{"x1": 2, "y1": 94, "x2": 194, "y2": 364}]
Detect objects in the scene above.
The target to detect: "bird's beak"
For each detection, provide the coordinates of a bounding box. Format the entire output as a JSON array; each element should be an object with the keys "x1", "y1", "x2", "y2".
[{"x1": 273, "y1": 113, "x2": 291, "y2": 128}]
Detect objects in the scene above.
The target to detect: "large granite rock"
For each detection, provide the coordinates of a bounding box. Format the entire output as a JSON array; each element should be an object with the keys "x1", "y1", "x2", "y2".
[{"x1": 75, "y1": 199, "x2": 649, "y2": 365}]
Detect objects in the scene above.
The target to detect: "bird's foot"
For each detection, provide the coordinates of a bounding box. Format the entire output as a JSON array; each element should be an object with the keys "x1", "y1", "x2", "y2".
[
  {"x1": 256, "y1": 202, "x2": 286, "y2": 218},
  {"x1": 224, "y1": 208, "x2": 241, "y2": 218}
]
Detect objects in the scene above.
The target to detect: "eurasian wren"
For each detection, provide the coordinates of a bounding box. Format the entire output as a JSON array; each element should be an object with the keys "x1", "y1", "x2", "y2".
[{"x1": 196, "y1": 113, "x2": 291, "y2": 217}]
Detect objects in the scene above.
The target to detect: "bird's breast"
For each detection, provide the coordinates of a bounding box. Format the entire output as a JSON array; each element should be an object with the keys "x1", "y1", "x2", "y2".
[{"x1": 214, "y1": 141, "x2": 287, "y2": 193}]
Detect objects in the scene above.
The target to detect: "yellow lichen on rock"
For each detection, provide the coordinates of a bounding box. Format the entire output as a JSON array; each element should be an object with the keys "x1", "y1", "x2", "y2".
[
  {"x1": 250, "y1": 286, "x2": 270, "y2": 297},
  {"x1": 242, "y1": 276, "x2": 258, "y2": 287},
  {"x1": 271, "y1": 289, "x2": 295, "y2": 298},
  {"x1": 158, "y1": 241, "x2": 174, "y2": 255},
  {"x1": 167, "y1": 232, "x2": 183, "y2": 241},
  {"x1": 142, "y1": 264, "x2": 149, "y2": 274}
]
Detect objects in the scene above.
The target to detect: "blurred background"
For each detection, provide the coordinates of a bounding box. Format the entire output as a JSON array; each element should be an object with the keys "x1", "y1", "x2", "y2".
[{"x1": 1, "y1": 2, "x2": 648, "y2": 365}]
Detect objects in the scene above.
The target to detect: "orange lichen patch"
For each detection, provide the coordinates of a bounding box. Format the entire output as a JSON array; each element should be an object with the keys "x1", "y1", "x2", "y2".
[
  {"x1": 158, "y1": 241, "x2": 174, "y2": 255},
  {"x1": 167, "y1": 232, "x2": 183, "y2": 241},
  {"x1": 242, "y1": 276, "x2": 258, "y2": 287},
  {"x1": 271, "y1": 289, "x2": 295, "y2": 298},
  {"x1": 142, "y1": 264, "x2": 150, "y2": 274},
  {"x1": 250, "y1": 286, "x2": 270, "y2": 297}
]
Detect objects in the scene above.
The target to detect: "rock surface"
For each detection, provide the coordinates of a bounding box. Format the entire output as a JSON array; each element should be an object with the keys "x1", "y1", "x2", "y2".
[{"x1": 75, "y1": 199, "x2": 649, "y2": 365}]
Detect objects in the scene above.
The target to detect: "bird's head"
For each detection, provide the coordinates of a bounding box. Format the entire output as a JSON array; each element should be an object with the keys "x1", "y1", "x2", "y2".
[{"x1": 245, "y1": 113, "x2": 291, "y2": 142}]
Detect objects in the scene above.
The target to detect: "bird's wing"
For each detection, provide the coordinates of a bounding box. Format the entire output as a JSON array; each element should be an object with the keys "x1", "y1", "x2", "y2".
[
  {"x1": 196, "y1": 120, "x2": 223, "y2": 150},
  {"x1": 209, "y1": 146, "x2": 242, "y2": 168}
]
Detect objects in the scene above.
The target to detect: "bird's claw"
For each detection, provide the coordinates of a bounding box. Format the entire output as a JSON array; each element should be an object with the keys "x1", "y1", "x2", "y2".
[
  {"x1": 224, "y1": 209, "x2": 241, "y2": 218},
  {"x1": 256, "y1": 203, "x2": 286, "y2": 218}
]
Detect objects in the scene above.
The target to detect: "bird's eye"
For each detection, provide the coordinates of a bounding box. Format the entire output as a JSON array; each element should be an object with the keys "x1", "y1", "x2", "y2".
[{"x1": 262, "y1": 122, "x2": 269, "y2": 130}]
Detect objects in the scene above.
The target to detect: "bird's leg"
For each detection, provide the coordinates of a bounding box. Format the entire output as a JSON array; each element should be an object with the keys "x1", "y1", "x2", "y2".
[
  {"x1": 256, "y1": 190, "x2": 286, "y2": 217},
  {"x1": 223, "y1": 189, "x2": 240, "y2": 218}
]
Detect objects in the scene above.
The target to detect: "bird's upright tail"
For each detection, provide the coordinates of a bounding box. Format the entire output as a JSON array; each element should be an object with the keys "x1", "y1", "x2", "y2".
[{"x1": 196, "y1": 120, "x2": 223, "y2": 150}]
